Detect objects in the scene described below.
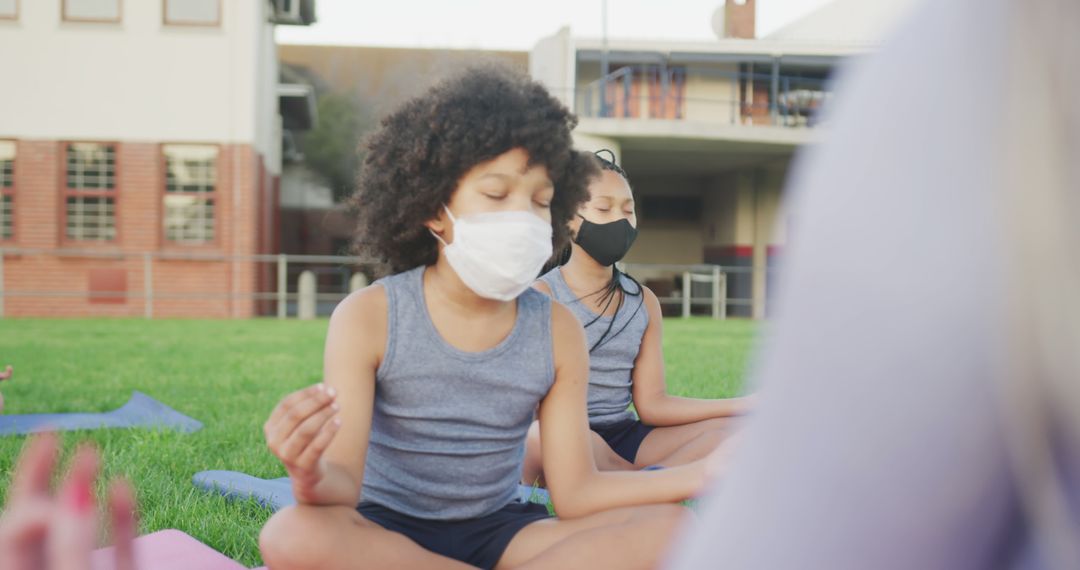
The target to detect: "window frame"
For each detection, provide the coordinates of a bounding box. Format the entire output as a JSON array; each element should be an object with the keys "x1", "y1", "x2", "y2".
[
  {"x1": 0, "y1": 0, "x2": 19, "y2": 21},
  {"x1": 61, "y1": 0, "x2": 122, "y2": 24},
  {"x1": 0, "y1": 140, "x2": 15, "y2": 241},
  {"x1": 61, "y1": 141, "x2": 120, "y2": 244},
  {"x1": 161, "y1": 0, "x2": 221, "y2": 27},
  {"x1": 161, "y1": 142, "x2": 221, "y2": 248}
]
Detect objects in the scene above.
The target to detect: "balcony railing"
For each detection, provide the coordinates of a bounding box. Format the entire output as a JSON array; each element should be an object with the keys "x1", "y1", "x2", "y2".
[{"x1": 575, "y1": 65, "x2": 833, "y2": 128}]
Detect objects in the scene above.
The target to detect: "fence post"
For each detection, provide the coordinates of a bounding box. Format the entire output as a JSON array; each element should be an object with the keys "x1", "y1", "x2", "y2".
[
  {"x1": 711, "y1": 265, "x2": 722, "y2": 320},
  {"x1": 277, "y1": 254, "x2": 287, "y2": 319},
  {"x1": 681, "y1": 271, "x2": 691, "y2": 318},
  {"x1": 298, "y1": 270, "x2": 316, "y2": 320},
  {"x1": 143, "y1": 252, "x2": 153, "y2": 319},
  {"x1": 349, "y1": 272, "x2": 369, "y2": 293},
  {"x1": 719, "y1": 272, "x2": 728, "y2": 320}
]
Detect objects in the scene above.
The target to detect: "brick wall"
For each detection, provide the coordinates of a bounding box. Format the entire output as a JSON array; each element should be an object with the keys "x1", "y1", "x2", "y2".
[{"x1": 2, "y1": 139, "x2": 274, "y2": 318}]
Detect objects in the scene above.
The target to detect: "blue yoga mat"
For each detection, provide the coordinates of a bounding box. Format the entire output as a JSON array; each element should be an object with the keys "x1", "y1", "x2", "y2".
[
  {"x1": 0, "y1": 391, "x2": 203, "y2": 435},
  {"x1": 193, "y1": 470, "x2": 552, "y2": 512}
]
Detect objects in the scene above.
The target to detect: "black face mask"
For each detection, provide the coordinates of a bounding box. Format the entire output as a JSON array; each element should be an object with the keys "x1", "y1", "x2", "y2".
[{"x1": 574, "y1": 215, "x2": 638, "y2": 266}]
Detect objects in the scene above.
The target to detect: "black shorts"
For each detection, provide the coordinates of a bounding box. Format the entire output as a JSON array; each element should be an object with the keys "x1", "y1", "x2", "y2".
[
  {"x1": 356, "y1": 500, "x2": 552, "y2": 569},
  {"x1": 592, "y1": 418, "x2": 655, "y2": 464}
]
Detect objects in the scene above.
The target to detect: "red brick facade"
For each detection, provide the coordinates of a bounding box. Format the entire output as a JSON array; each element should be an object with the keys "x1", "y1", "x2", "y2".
[{"x1": 1, "y1": 139, "x2": 279, "y2": 318}]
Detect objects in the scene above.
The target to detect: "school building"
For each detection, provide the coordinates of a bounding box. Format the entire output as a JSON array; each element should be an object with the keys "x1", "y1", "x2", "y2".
[
  {"x1": 531, "y1": 0, "x2": 916, "y2": 316},
  {"x1": 0, "y1": 0, "x2": 916, "y2": 319},
  {"x1": 0, "y1": 0, "x2": 317, "y2": 317}
]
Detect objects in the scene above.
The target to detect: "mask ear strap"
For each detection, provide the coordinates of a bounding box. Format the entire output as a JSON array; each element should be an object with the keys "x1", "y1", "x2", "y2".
[
  {"x1": 431, "y1": 205, "x2": 454, "y2": 246},
  {"x1": 429, "y1": 229, "x2": 449, "y2": 247}
]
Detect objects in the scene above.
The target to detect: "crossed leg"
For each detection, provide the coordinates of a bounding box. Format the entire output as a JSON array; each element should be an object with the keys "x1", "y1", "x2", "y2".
[{"x1": 260, "y1": 501, "x2": 689, "y2": 570}]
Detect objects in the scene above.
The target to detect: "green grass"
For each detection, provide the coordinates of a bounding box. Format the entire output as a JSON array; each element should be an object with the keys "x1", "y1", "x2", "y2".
[{"x1": 0, "y1": 317, "x2": 757, "y2": 567}]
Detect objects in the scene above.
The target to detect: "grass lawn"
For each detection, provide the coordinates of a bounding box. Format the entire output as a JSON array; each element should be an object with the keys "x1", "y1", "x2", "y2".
[{"x1": 0, "y1": 317, "x2": 758, "y2": 567}]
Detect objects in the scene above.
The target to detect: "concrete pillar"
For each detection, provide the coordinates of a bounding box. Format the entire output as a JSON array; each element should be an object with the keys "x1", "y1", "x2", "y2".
[
  {"x1": 298, "y1": 270, "x2": 316, "y2": 320},
  {"x1": 751, "y1": 172, "x2": 768, "y2": 319},
  {"x1": 770, "y1": 57, "x2": 781, "y2": 125},
  {"x1": 349, "y1": 272, "x2": 369, "y2": 293}
]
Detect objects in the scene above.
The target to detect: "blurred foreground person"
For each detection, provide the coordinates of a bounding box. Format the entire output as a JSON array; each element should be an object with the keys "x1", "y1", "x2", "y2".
[
  {"x1": 0, "y1": 434, "x2": 137, "y2": 570},
  {"x1": 668, "y1": 0, "x2": 1080, "y2": 568}
]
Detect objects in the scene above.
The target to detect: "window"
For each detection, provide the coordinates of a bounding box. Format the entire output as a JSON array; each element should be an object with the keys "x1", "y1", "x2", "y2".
[
  {"x1": 0, "y1": 141, "x2": 13, "y2": 240},
  {"x1": 65, "y1": 143, "x2": 117, "y2": 242},
  {"x1": 163, "y1": 144, "x2": 217, "y2": 244},
  {"x1": 0, "y1": 0, "x2": 18, "y2": 20},
  {"x1": 63, "y1": 0, "x2": 120, "y2": 23},
  {"x1": 163, "y1": 0, "x2": 219, "y2": 26}
]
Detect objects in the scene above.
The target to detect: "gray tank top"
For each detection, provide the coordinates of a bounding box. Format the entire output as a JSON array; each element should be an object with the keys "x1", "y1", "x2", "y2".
[
  {"x1": 539, "y1": 267, "x2": 649, "y2": 427},
  {"x1": 360, "y1": 266, "x2": 555, "y2": 520}
]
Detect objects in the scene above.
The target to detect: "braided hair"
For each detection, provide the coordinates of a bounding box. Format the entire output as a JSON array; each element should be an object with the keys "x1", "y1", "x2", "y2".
[{"x1": 573, "y1": 150, "x2": 646, "y2": 353}]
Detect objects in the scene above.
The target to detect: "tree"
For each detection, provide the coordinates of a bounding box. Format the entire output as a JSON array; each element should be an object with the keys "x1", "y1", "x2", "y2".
[{"x1": 299, "y1": 92, "x2": 373, "y2": 203}]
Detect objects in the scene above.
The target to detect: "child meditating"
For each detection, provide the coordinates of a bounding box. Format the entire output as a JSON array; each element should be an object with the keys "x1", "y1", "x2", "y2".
[
  {"x1": 523, "y1": 151, "x2": 752, "y2": 485},
  {"x1": 258, "y1": 67, "x2": 715, "y2": 570}
]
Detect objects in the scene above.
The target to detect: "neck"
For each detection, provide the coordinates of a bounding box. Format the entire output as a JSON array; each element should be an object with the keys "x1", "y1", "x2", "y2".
[
  {"x1": 425, "y1": 255, "x2": 510, "y2": 314},
  {"x1": 562, "y1": 245, "x2": 615, "y2": 295}
]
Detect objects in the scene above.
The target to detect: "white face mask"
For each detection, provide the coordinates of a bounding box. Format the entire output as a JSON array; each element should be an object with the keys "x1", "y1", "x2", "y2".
[{"x1": 431, "y1": 205, "x2": 553, "y2": 301}]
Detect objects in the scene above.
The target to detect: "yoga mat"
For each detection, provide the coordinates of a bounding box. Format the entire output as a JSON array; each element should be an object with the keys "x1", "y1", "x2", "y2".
[
  {"x1": 90, "y1": 529, "x2": 246, "y2": 570},
  {"x1": 0, "y1": 391, "x2": 203, "y2": 435},
  {"x1": 193, "y1": 470, "x2": 552, "y2": 512}
]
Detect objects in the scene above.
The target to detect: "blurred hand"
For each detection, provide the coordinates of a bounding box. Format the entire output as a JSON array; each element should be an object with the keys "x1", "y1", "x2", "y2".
[
  {"x1": 263, "y1": 384, "x2": 341, "y2": 494},
  {"x1": 0, "y1": 433, "x2": 137, "y2": 570}
]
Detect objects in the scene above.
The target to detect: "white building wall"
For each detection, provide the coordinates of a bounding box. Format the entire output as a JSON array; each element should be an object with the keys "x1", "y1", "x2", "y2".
[
  {"x1": 530, "y1": 27, "x2": 576, "y2": 110},
  {"x1": 0, "y1": 0, "x2": 275, "y2": 161},
  {"x1": 684, "y1": 64, "x2": 740, "y2": 124},
  {"x1": 253, "y1": 1, "x2": 282, "y2": 174}
]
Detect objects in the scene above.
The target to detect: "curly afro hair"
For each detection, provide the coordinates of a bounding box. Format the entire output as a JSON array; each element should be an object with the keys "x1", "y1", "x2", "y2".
[{"x1": 348, "y1": 64, "x2": 597, "y2": 275}]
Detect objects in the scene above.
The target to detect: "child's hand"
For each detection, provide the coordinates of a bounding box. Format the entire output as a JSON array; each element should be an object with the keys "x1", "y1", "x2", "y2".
[
  {"x1": 0, "y1": 365, "x2": 12, "y2": 381},
  {"x1": 264, "y1": 384, "x2": 341, "y2": 494},
  {"x1": 0, "y1": 433, "x2": 137, "y2": 570}
]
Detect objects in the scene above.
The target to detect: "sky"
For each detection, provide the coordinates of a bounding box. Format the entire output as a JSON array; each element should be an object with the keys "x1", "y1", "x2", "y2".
[{"x1": 275, "y1": 0, "x2": 835, "y2": 50}]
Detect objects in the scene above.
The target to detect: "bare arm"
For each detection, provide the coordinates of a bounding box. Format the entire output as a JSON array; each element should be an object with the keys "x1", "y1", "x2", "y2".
[
  {"x1": 631, "y1": 287, "x2": 752, "y2": 427},
  {"x1": 264, "y1": 285, "x2": 386, "y2": 507},
  {"x1": 540, "y1": 303, "x2": 707, "y2": 519}
]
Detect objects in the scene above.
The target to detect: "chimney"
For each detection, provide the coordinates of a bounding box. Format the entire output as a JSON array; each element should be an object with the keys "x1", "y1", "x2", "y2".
[{"x1": 725, "y1": 0, "x2": 756, "y2": 39}]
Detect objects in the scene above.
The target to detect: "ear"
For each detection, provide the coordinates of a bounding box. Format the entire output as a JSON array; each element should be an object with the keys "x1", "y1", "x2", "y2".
[{"x1": 424, "y1": 208, "x2": 447, "y2": 234}]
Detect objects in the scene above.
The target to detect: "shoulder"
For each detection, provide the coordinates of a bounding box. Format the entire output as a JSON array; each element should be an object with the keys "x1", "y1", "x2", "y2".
[
  {"x1": 327, "y1": 283, "x2": 389, "y2": 352},
  {"x1": 638, "y1": 284, "x2": 663, "y2": 320},
  {"x1": 549, "y1": 300, "x2": 587, "y2": 369},
  {"x1": 550, "y1": 299, "x2": 580, "y2": 332},
  {"x1": 533, "y1": 267, "x2": 560, "y2": 297}
]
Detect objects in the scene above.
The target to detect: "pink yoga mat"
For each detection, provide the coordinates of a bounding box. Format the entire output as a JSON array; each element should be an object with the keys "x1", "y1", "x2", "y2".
[{"x1": 91, "y1": 529, "x2": 247, "y2": 570}]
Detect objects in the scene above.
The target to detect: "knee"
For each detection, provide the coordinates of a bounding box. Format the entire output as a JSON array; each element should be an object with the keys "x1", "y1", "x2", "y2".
[
  {"x1": 696, "y1": 428, "x2": 729, "y2": 450},
  {"x1": 632, "y1": 503, "x2": 691, "y2": 533},
  {"x1": 700, "y1": 417, "x2": 736, "y2": 434},
  {"x1": 259, "y1": 506, "x2": 331, "y2": 570}
]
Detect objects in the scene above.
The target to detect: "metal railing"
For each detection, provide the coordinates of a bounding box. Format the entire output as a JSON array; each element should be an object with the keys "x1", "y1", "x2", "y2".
[
  {"x1": 573, "y1": 65, "x2": 833, "y2": 128},
  {"x1": 0, "y1": 247, "x2": 373, "y2": 319},
  {"x1": 620, "y1": 262, "x2": 764, "y2": 319},
  {"x1": 0, "y1": 248, "x2": 771, "y2": 320}
]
